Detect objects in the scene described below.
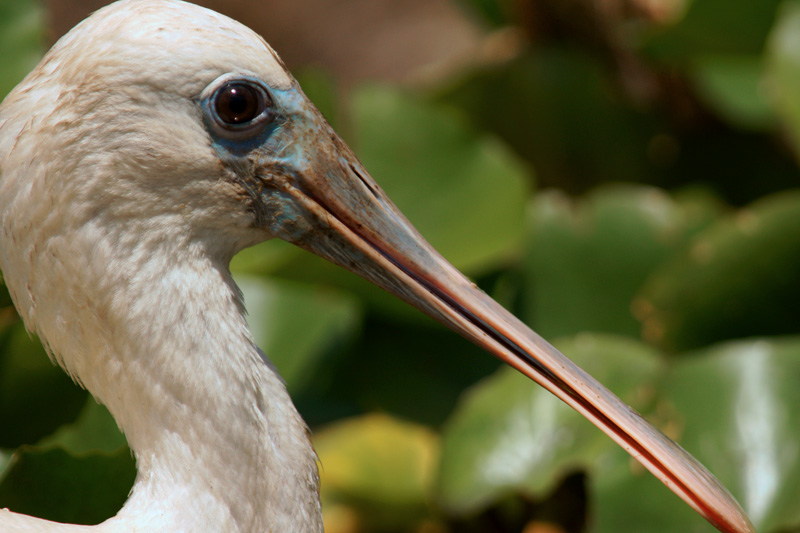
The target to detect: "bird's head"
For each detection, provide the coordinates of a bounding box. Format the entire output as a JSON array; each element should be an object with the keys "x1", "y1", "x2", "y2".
[
  {"x1": 2, "y1": 0, "x2": 435, "y2": 270},
  {"x1": 0, "y1": 0, "x2": 297, "y2": 258},
  {"x1": 0, "y1": 1, "x2": 753, "y2": 532},
  {"x1": 0, "y1": 0, "x2": 484, "y2": 329}
]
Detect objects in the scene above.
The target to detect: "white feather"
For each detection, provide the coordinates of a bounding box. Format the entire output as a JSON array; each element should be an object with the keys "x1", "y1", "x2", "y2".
[{"x1": 0, "y1": 1, "x2": 321, "y2": 531}]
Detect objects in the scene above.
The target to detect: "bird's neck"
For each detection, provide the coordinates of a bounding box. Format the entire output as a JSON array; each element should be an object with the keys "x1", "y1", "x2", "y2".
[
  {"x1": 124, "y1": 258, "x2": 320, "y2": 532},
  {"x1": 35, "y1": 225, "x2": 322, "y2": 532}
]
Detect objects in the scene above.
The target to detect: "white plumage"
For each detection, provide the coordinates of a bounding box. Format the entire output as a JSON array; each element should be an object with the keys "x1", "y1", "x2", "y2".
[
  {"x1": 0, "y1": 2, "x2": 318, "y2": 531},
  {"x1": 0, "y1": 1, "x2": 754, "y2": 532}
]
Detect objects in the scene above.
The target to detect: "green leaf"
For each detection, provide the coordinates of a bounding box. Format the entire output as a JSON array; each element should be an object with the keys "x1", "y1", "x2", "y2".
[
  {"x1": 663, "y1": 338, "x2": 800, "y2": 532},
  {"x1": 0, "y1": 446, "x2": 135, "y2": 525},
  {"x1": 435, "y1": 334, "x2": 663, "y2": 514},
  {"x1": 352, "y1": 85, "x2": 530, "y2": 272},
  {"x1": 594, "y1": 337, "x2": 800, "y2": 533},
  {"x1": 295, "y1": 67, "x2": 340, "y2": 131},
  {"x1": 638, "y1": 191, "x2": 800, "y2": 351},
  {"x1": 0, "y1": 449, "x2": 10, "y2": 477},
  {"x1": 315, "y1": 413, "x2": 438, "y2": 531},
  {"x1": 437, "y1": 49, "x2": 654, "y2": 192},
  {"x1": 319, "y1": 315, "x2": 501, "y2": 427},
  {"x1": 0, "y1": 0, "x2": 45, "y2": 100},
  {"x1": 590, "y1": 445, "x2": 722, "y2": 533},
  {"x1": 766, "y1": 1, "x2": 800, "y2": 158},
  {"x1": 523, "y1": 185, "x2": 722, "y2": 339},
  {"x1": 235, "y1": 275, "x2": 361, "y2": 395},
  {"x1": 39, "y1": 398, "x2": 126, "y2": 454},
  {"x1": 644, "y1": 0, "x2": 782, "y2": 60},
  {"x1": 690, "y1": 54, "x2": 775, "y2": 130},
  {"x1": 230, "y1": 239, "x2": 304, "y2": 277},
  {"x1": 0, "y1": 324, "x2": 86, "y2": 448}
]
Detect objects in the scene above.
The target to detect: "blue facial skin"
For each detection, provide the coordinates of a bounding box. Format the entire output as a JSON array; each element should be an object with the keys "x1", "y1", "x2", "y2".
[
  {"x1": 200, "y1": 76, "x2": 291, "y2": 156},
  {"x1": 200, "y1": 78, "x2": 339, "y2": 242}
]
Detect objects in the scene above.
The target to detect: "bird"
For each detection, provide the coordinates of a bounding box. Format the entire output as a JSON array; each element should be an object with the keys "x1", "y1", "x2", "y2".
[{"x1": 0, "y1": 1, "x2": 754, "y2": 532}]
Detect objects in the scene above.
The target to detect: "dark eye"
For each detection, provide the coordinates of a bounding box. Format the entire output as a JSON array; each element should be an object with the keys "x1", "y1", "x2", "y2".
[{"x1": 213, "y1": 82, "x2": 271, "y2": 127}]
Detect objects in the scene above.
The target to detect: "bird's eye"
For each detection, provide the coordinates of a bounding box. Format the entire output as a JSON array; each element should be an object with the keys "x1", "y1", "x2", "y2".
[
  {"x1": 211, "y1": 81, "x2": 272, "y2": 129},
  {"x1": 215, "y1": 83, "x2": 262, "y2": 124}
]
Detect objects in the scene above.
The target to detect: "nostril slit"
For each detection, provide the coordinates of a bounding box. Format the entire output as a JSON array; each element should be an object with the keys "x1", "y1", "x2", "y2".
[{"x1": 349, "y1": 163, "x2": 380, "y2": 200}]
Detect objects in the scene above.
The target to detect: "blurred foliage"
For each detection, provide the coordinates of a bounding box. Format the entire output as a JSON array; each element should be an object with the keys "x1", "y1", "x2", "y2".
[
  {"x1": 1, "y1": 0, "x2": 800, "y2": 532},
  {"x1": 437, "y1": 335, "x2": 663, "y2": 514},
  {"x1": 0, "y1": 0, "x2": 44, "y2": 98},
  {"x1": 316, "y1": 414, "x2": 439, "y2": 532}
]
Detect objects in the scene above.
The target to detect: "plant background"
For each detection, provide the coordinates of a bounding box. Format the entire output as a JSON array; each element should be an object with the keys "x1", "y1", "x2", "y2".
[{"x1": 1, "y1": 0, "x2": 800, "y2": 531}]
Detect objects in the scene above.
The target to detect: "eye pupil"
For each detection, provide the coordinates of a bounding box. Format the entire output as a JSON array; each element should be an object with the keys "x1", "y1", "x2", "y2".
[{"x1": 215, "y1": 82, "x2": 264, "y2": 125}]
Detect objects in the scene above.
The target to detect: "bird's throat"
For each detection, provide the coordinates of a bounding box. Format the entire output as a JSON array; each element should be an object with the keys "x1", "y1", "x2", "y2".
[{"x1": 52, "y1": 241, "x2": 322, "y2": 532}]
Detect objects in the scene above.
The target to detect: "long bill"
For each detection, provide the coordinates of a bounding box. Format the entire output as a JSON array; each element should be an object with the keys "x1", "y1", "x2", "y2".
[{"x1": 256, "y1": 115, "x2": 755, "y2": 533}]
